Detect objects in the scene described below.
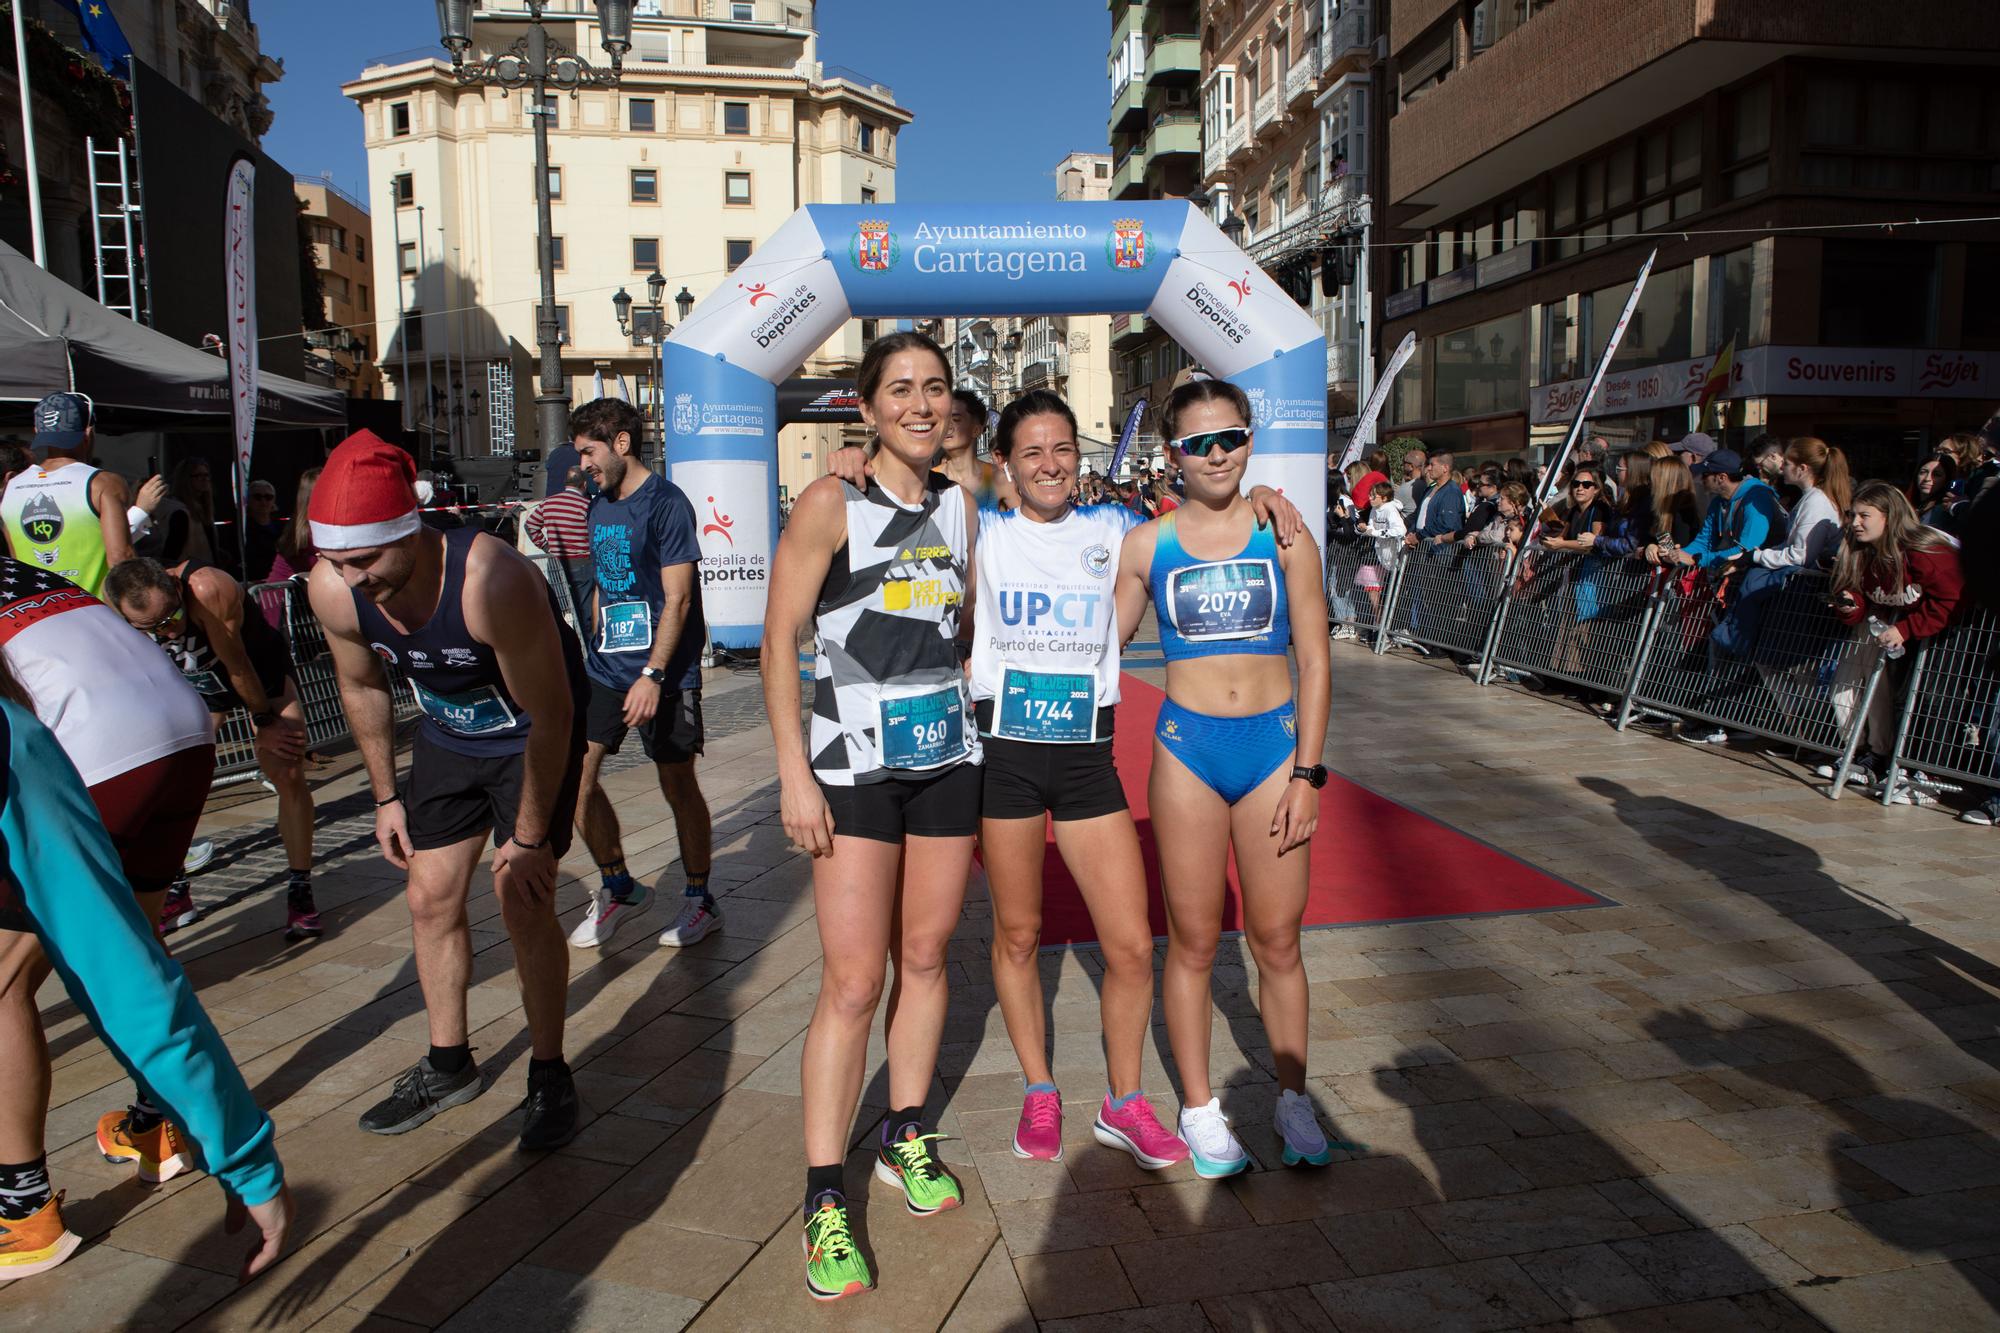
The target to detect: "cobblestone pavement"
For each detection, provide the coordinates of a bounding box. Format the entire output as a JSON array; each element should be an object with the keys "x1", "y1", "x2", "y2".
[{"x1": 8, "y1": 647, "x2": 2000, "y2": 1331}]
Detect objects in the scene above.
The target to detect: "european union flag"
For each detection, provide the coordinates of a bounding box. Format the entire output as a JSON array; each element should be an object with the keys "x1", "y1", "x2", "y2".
[{"x1": 56, "y1": 0, "x2": 135, "y2": 78}]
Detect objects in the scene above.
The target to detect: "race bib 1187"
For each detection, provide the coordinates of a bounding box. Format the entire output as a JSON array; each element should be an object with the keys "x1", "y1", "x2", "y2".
[{"x1": 599, "y1": 600, "x2": 654, "y2": 654}]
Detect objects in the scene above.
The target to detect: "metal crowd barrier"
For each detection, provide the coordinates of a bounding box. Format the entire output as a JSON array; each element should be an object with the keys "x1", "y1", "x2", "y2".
[
  {"x1": 1322, "y1": 538, "x2": 1394, "y2": 639},
  {"x1": 1344, "y1": 541, "x2": 1913, "y2": 799},
  {"x1": 1880, "y1": 607, "x2": 2000, "y2": 805},
  {"x1": 210, "y1": 579, "x2": 421, "y2": 788}
]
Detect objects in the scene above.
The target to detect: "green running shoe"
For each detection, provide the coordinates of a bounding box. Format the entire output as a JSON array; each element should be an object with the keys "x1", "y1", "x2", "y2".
[
  {"x1": 803, "y1": 1192, "x2": 871, "y2": 1301},
  {"x1": 873, "y1": 1128, "x2": 963, "y2": 1216}
]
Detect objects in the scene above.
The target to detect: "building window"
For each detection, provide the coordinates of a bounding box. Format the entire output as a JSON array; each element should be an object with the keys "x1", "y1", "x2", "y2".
[
  {"x1": 723, "y1": 101, "x2": 750, "y2": 135},
  {"x1": 860, "y1": 186, "x2": 876, "y2": 205},
  {"x1": 545, "y1": 235, "x2": 566, "y2": 270},
  {"x1": 402, "y1": 308, "x2": 424, "y2": 351},
  {"x1": 360, "y1": 284, "x2": 370, "y2": 312},
  {"x1": 554, "y1": 306, "x2": 572, "y2": 345},
  {"x1": 629, "y1": 98, "x2": 656, "y2": 133},
  {"x1": 390, "y1": 101, "x2": 411, "y2": 136},
  {"x1": 632, "y1": 236, "x2": 661, "y2": 270},
  {"x1": 859, "y1": 122, "x2": 876, "y2": 154},
  {"x1": 725, "y1": 171, "x2": 752, "y2": 205},
  {"x1": 732, "y1": 0, "x2": 755, "y2": 18},
  {"x1": 540, "y1": 165, "x2": 563, "y2": 200},
  {"x1": 1819, "y1": 240, "x2": 1937, "y2": 347},
  {"x1": 1095, "y1": 161, "x2": 1108, "y2": 179},
  {"x1": 354, "y1": 237, "x2": 366, "y2": 262},
  {"x1": 392, "y1": 172, "x2": 414, "y2": 206},
  {"x1": 312, "y1": 222, "x2": 346, "y2": 251},
  {"x1": 1708, "y1": 244, "x2": 1771, "y2": 350},
  {"x1": 1722, "y1": 80, "x2": 1771, "y2": 200},
  {"x1": 399, "y1": 242, "x2": 417, "y2": 276},
  {"x1": 726, "y1": 239, "x2": 752, "y2": 271},
  {"x1": 630, "y1": 168, "x2": 658, "y2": 203},
  {"x1": 860, "y1": 318, "x2": 879, "y2": 342},
  {"x1": 1399, "y1": 18, "x2": 1454, "y2": 105}
]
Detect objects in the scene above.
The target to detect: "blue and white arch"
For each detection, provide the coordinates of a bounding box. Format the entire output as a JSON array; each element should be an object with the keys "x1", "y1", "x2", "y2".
[{"x1": 663, "y1": 201, "x2": 1328, "y2": 648}]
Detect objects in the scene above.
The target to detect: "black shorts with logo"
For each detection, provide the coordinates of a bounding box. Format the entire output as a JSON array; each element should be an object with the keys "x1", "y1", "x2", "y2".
[
  {"x1": 404, "y1": 725, "x2": 584, "y2": 854},
  {"x1": 816, "y1": 762, "x2": 983, "y2": 844},
  {"x1": 585, "y1": 680, "x2": 704, "y2": 763},
  {"x1": 980, "y1": 734, "x2": 1128, "y2": 823}
]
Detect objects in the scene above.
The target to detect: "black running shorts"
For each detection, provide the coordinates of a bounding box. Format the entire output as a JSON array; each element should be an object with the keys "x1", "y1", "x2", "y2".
[
  {"x1": 586, "y1": 679, "x2": 703, "y2": 764},
  {"x1": 816, "y1": 762, "x2": 983, "y2": 844},
  {"x1": 404, "y1": 727, "x2": 583, "y2": 854},
  {"x1": 979, "y1": 734, "x2": 1128, "y2": 823}
]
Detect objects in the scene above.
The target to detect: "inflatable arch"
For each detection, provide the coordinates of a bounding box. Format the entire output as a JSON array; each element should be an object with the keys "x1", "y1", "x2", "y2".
[{"x1": 662, "y1": 201, "x2": 1328, "y2": 649}]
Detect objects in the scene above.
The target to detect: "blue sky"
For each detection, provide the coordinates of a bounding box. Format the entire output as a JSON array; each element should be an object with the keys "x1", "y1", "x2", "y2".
[{"x1": 259, "y1": 1, "x2": 1112, "y2": 206}]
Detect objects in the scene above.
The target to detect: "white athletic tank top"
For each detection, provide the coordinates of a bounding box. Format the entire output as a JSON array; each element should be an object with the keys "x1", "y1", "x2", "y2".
[
  {"x1": 808, "y1": 476, "x2": 980, "y2": 786},
  {"x1": 0, "y1": 559, "x2": 212, "y2": 785},
  {"x1": 970, "y1": 503, "x2": 1140, "y2": 741}
]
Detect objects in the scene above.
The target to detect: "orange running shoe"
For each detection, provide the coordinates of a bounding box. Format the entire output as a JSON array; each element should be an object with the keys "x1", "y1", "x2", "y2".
[
  {"x1": 0, "y1": 1193, "x2": 82, "y2": 1281},
  {"x1": 96, "y1": 1110, "x2": 191, "y2": 1185}
]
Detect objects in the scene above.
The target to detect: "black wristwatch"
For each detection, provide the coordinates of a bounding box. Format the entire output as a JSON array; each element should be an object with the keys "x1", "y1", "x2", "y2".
[
  {"x1": 1291, "y1": 763, "x2": 1328, "y2": 789},
  {"x1": 251, "y1": 710, "x2": 278, "y2": 729},
  {"x1": 639, "y1": 666, "x2": 666, "y2": 683}
]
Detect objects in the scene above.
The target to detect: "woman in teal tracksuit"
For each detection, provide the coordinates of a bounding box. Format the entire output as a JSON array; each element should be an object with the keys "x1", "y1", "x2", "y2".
[{"x1": 0, "y1": 681, "x2": 290, "y2": 1282}]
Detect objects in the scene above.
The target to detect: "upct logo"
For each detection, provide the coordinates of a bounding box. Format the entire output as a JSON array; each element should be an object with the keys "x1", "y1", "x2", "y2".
[
  {"x1": 703, "y1": 496, "x2": 735, "y2": 545},
  {"x1": 740, "y1": 281, "x2": 774, "y2": 307},
  {"x1": 996, "y1": 589, "x2": 1101, "y2": 629},
  {"x1": 882, "y1": 579, "x2": 959, "y2": 611}
]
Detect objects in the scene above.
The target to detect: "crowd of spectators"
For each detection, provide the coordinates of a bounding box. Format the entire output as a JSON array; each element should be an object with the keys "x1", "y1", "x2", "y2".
[{"x1": 1322, "y1": 419, "x2": 2000, "y2": 824}]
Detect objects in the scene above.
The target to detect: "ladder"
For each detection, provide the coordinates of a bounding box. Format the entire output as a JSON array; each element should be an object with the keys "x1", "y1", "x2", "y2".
[
  {"x1": 86, "y1": 136, "x2": 150, "y2": 324},
  {"x1": 486, "y1": 359, "x2": 516, "y2": 456}
]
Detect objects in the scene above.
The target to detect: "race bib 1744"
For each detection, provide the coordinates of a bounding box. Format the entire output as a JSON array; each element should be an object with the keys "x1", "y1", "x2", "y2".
[
  {"x1": 994, "y1": 667, "x2": 1096, "y2": 743},
  {"x1": 1167, "y1": 559, "x2": 1276, "y2": 641},
  {"x1": 878, "y1": 686, "x2": 968, "y2": 770}
]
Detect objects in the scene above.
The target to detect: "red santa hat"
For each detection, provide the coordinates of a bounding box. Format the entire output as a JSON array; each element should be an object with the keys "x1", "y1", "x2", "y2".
[{"x1": 309, "y1": 431, "x2": 422, "y2": 550}]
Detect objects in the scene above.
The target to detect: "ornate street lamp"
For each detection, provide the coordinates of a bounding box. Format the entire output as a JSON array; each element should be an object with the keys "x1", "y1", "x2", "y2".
[
  {"x1": 436, "y1": 0, "x2": 629, "y2": 465},
  {"x1": 613, "y1": 276, "x2": 675, "y2": 444},
  {"x1": 1220, "y1": 212, "x2": 1247, "y2": 247},
  {"x1": 675, "y1": 286, "x2": 695, "y2": 322}
]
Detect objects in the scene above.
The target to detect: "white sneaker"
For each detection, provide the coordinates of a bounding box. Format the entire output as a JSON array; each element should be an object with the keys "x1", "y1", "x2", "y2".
[
  {"x1": 568, "y1": 881, "x2": 654, "y2": 948},
  {"x1": 1176, "y1": 1098, "x2": 1249, "y2": 1179},
  {"x1": 657, "y1": 895, "x2": 721, "y2": 947},
  {"x1": 1331, "y1": 626, "x2": 1358, "y2": 642},
  {"x1": 1686, "y1": 726, "x2": 1730, "y2": 745},
  {"x1": 1887, "y1": 772, "x2": 1940, "y2": 807},
  {"x1": 1274, "y1": 1088, "x2": 1333, "y2": 1167},
  {"x1": 181, "y1": 838, "x2": 215, "y2": 876}
]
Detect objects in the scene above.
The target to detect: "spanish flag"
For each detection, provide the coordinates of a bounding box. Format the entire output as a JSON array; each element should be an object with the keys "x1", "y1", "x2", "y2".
[{"x1": 1697, "y1": 335, "x2": 1735, "y2": 430}]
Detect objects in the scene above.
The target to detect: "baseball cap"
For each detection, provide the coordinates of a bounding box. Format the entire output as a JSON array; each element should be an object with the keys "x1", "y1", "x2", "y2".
[
  {"x1": 1677, "y1": 431, "x2": 1717, "y2": 461},
  {"x1": 31, "y1": 391, "x2": 93, "y2": 449},
  {"x1": 1693, "y1": 448, "x2": 1742, "y2": 477}
]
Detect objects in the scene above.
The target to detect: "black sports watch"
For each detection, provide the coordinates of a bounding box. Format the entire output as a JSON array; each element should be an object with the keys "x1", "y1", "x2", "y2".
[
  {"x1": 1291, "y1": 763, "x2": 1328, "y2": 789},
  {"x1": 639, "y1": 666, "x2": 666, "y2": 683}
]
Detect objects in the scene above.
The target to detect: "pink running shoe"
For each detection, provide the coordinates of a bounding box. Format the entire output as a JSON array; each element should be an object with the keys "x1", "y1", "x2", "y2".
[
  {"x1": 1012, "y1": 1088, "x2": 1064, "y2": 1161},
  {"x1": 1092, "y1": 1093, "x2": 1190, "y2": 1169}
]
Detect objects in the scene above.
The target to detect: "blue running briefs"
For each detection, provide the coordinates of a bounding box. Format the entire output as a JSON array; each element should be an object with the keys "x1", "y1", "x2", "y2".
[{"x1": 1153, "y1": 697, "x2": 1297, "y2": 805}]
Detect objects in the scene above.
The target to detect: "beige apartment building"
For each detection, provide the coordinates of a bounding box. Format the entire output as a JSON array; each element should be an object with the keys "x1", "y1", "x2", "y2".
[
  {"x1": 342, "y1": 0, "x2": 910, "y2": 493},
  {"x1": 296, "y1": 176, "x2": 384, "y2": 400},
  {"x1": 944, "y1": 151, "x2": 1120, "y2": 469}
]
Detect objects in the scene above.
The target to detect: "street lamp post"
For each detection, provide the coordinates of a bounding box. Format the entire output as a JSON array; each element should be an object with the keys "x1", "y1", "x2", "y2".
[
  {"x1": 435, "y1": 0, "x2": 631, "y2": 466},
  {"x1": 611, "y1": 275, "x2": 696, "y2": 460}
]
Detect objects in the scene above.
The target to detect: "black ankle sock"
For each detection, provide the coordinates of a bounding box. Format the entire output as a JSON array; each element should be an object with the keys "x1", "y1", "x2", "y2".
[
  {"x1": 805, "y1": 1164, "x2": 845, "y2": 1217},
  {"x1": 883, "y1": 1106, "x2": 925, "y2": 1144},
  {"x1": 428, "y1": 1043, "x2": 472, "y2": 1075},
  {"x1": 528, "y1": 1056, "x2": 569, "y2": 1079},
  {"x1": 0, "y1": 1157, "x2": 51, "y2": 1221},
  {"x1": 126, "y1": 1091, "x2": 164, "y2": 1132}
]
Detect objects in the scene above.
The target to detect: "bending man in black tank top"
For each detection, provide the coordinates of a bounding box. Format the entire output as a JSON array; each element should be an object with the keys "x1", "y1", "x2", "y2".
[
  {"x1": 305, "y1": 433, "x2": 588, "y2": 1150},
  {"x1": 104, "y1": 554, "x2": 318, "y2": 938}
]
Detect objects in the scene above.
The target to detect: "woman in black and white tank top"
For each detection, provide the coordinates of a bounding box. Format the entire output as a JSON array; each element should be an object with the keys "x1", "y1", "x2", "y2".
[{"x1": 760, "y1": 332, "x2": 982, "y2": 1297}]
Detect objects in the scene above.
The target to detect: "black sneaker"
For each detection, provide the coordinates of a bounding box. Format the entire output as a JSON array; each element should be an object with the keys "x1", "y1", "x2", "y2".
[
  {"x1": 357, "y1": 1056, "x2": 483, "y2": 1135},
  {"x1": 519, "y1": 1063, "x2": 581, "y2": 1151}
]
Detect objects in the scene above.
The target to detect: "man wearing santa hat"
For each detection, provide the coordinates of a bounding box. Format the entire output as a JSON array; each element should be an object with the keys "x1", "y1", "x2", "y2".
[{"x1": 305, "y1": 432, "x2": 591, "y2": 1149}]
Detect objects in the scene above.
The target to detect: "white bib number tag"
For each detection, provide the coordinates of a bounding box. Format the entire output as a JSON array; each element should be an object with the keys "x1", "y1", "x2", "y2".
[
  {"x1": 599, "y1": 600, "x2": 654, "y2": 654},
  {"x1": 1167, "y1": 559, "x2": 1276, "y2": 641}
]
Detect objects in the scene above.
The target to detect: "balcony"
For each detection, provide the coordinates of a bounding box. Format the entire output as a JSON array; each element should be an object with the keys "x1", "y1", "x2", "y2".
[
  {"x1": 1253, "y1": 84, "x2": 1281, "y2": 136},
  {"x1": 1225, "y1": 117, "x2": 1250, "y2": 161},
  {"x1": 1326, "y1": 339, "x2": 1356, "y2": 389},
  {"x1": 1285, "y1": 46, "x2": 1321, "y2": 107},
  {"x1": 1145, "y1": 34, "x2": 1200, "y2": 84},
  {"x1": 1110, "y1": 77, "x2": 1146, "y2": 133},
  {"x1": 1145, "y1": 113, "x2": 1200, "y2": 162},
  {"x1": 1113, "y1": 150, "x2": 1146, "y2": 197},
  {"x1": 1323, "y1": 5, "x2": 1371, "y2": 63},
  {"x1": 1111, "y1": 312, "x2": 1153, "y2": 351},
  {"x1": 1202, "y1": 135, "x2": 1226, "y2": 181},
  {"x1": 1021, "y1": 346, "x2": 1070, "y2": 387}
]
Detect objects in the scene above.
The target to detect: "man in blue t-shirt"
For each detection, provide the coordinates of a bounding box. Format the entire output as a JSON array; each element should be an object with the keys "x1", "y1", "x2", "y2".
[{"x1": 567, "y1": 399, "x2": 718, "y2": 952}]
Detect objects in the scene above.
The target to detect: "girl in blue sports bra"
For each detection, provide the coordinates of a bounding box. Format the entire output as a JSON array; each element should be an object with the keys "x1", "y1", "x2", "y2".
[{"x1": 1115, "y1": 378, "x2": 1336, "y2": 1179}]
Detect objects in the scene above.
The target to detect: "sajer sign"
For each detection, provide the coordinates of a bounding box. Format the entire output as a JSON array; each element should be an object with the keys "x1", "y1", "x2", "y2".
[{"x1": 665, "y1": 202, "x2": 1328, "y2": 648}]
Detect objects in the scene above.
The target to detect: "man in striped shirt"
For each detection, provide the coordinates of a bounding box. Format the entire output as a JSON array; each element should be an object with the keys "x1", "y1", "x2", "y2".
[{"x1": 525, "y1": 467, "x2": 593, "y2": 624}]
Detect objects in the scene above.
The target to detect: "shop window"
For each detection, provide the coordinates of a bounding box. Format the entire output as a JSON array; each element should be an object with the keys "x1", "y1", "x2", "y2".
[
  {"x1": 1434, "y1": 315, "x2": 1524, "y2": 420},
  {"x1": 1819, "y1": 241, "x2": 1937, "y2": 348},
  {"x1": 1540, "y1": 300, "x2": 1579, "y2": 383},
  {"x1": 1609, "y1": 263, "x2": 1693, "y2": 373},
  {"x1": 1389, "y1": 340, "x2": 1426, "y2": 425},
  {"x1": 1708, "y1": 244, "x2": 1770, "y2": 350}
]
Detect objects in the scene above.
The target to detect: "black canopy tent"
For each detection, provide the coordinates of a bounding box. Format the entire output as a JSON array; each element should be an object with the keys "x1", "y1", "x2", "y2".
[{"x1": 0, "y1": 239, "x2": 345, "y2": 431}]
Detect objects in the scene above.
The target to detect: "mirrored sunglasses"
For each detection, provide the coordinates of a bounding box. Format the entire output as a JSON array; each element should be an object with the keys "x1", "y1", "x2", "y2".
[{"x1": 1171, "y1": 426, "x2": 1252, "y2": 458}]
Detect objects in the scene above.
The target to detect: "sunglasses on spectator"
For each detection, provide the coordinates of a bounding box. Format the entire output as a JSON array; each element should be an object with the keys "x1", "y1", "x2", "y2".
[
  {"x1": 1571, "y1": 480, "x2": 1598, "y2": 490},
  {"x1": 1170, "y1": 427, "x2": 1252, "y2": 458}
]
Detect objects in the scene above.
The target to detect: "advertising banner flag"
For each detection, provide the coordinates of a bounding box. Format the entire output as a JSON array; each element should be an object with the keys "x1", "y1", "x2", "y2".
[
  {"x1": 1107, "y1": 398, "x2": 1146, "y2": 479},
  {"x1": 224, "y1": 155, "x2": 257, "y2": 543},
  {"x1": 1339, "y1": 331, "x2": 1417, "y2": 471}
]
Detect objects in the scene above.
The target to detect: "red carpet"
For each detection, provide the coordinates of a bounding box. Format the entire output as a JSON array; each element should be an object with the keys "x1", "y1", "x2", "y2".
[{"x1": 993, "y1": 674, "x2": 1606, "y2": 948}]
